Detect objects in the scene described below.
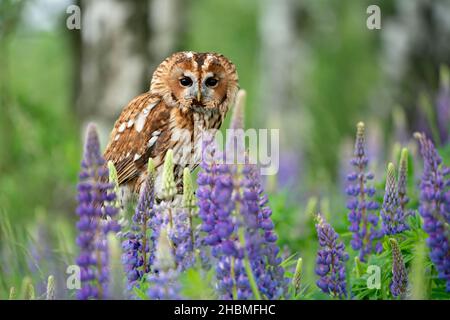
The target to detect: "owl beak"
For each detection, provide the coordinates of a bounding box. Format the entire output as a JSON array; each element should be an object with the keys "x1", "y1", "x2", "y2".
[{"x1": 197, "y1": 91, "x2": 202, "y2": 102}]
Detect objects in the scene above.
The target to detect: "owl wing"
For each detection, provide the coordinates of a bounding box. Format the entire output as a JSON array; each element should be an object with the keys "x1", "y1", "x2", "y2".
[{"x1": 104, "y1": 92, "x2": 172, "y2": 185}]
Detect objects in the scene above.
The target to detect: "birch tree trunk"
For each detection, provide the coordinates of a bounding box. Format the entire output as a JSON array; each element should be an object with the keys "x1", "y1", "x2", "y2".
[
  {"x1": 75, "y1": 0, "x2": 185, "y2": 142},
  {"x1": 382, "y1": 0, "x2": 450, "y2": 140}
]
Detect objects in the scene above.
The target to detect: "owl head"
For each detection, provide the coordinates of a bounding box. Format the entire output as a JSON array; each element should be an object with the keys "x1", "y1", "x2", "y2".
[{"x1": 150, "y1": 52, "x2": 239, "y2": 114}]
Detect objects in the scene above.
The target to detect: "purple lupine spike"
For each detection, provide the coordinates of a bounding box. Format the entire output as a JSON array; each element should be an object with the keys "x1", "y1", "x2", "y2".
[
  {"x1": 241, "y1": 164, "x2": 288, "y2": 299},
  {"x1": 197, "y1": 139, "x2": 241, "y2": 299},
  {"x1": 121, "y1": 160, "x2": 156, "y2": 288},
  {"x1": 397, "y1": 148, "x2": 409, "y2": 212},
  {"x1": 381, "y1": 163, "x2": 409, "y2": 235},
  {"x1": 147, "y1": 228, "x2": 181, "y2": 300},
  {"x1": 169, "y1": 208, "x2": 196, "y2": 270},
  {"x1": 76, "y1": 123, "x2": 120, "y2": 300},
  {"x1": 153, "y1": 150, "x2": 197, "y2": 272},
  {"x1": 164, "y1": 166, "x2": 197, "y2": 271},
  {"x1": 197, "y1": 132, "x2": 287, "y2": 300},
  {"x1": 389, "y1": 238, "x2": 408, "y2": 298},
  {"x1": 315, "y1": 214, "x2": 349, "y2": 299},
  {"x1": 346, "y1": 122, "x2": 382, "y2": 261},
  {"x1": 415, "y1": 133, "x2": 450, "y2": 292}
]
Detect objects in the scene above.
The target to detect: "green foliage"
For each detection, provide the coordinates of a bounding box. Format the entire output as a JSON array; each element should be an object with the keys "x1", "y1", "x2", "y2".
[
  {"x1": 302, "y1": 0, "x2": 381, "y2": 182},
  {"x1": 350, "y1": 214, "x2": 443, "y2": 300},
  {"x1": 0, "y1": 30, "x2": 79, "y2": 225},
  {"x1": 179, "y1": 268, "x2": 217, "y2": 300}
]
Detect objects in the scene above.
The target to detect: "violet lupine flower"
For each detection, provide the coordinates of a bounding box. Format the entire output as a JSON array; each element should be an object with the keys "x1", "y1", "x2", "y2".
[
  {"x1": 292, "y1": 257, "x2": 303, "y2": 296},
  {"x1": 197, "y1": 133, "x2": 287, "y2": 300},
  {"x1": 157, "y1": 150, "x2": 197, "y2": 271},
  {"x1": 389, "y1": 238, "x2": 408, "y2": 298},
  {"x1": 147, "y1": 150, "x2": 175, "y2": 269},
  {"x1": 242, "y1": 164, "x2": 287, "y2": 299},
  {"x1": 415, "y1": 133, "x2": 450, "y2": 291},
  {"x1": 346, "y1": 122, "x2": 382, "y2": 261},
  {"x1": 277, "y1": 150, "x2": 302, "y2": 189},
  {"x1": 121, "y1": 160, "x2": 155, "y2": 287},
  {"x1": 168, "y1": 168, "x2": 197, "y2": 270},
  {"x1": 198, "y1": 89, "x2": 287, "y2": 299},
  {"x1": 380, "y1": 163, "x2": 409, "y2": 235},
  {"x1": 197, "y1": 141, "x2": 242, "y2": 299},
  {"x1": 169, "y1": 208, "x2": 196, "y2": 270},
  {"x1": 76, "y1": 123, "x2": 120, "y2": 300},
  {"x1": 147, "y1": 228, "x2": 181, "y2": 300},
  {"x1": 397, "y1": 148, "x2": 409, "y2": 212},
  {"x1": 315, "y1": 214, "x2": 349, "y2": 299}
]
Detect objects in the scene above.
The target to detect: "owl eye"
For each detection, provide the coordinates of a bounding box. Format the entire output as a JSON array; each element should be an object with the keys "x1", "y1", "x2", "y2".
[
  {"x1": 179, "y1": 76, "x2": 193, "y2": 87},
  {"x1": 205, "y1": 77, "x2": 218, "y2": 87}
]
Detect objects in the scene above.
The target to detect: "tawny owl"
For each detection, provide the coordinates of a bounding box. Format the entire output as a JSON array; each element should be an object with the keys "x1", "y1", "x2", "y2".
[{"x1": 104, "y1": 51, "x2": 239, "y2": 197}]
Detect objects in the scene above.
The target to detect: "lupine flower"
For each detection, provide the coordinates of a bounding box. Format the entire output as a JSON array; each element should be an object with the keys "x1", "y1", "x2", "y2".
[
  {"x1": 156, "y1": 150, "x2": 197, "y2": 271},
  {"x1": 8, "y1": 287, "x2": 16, "y2": 300},
  {"x1": 169, "y1": 168, "x2": 197, "y2": 270},
  {"x1": 397, "y1": 148, "x2": 409, "y2": 212},
  {"x1": 346, "y1": 122, "x2": 382, "y2": 261},
  {"x1": 146, "y1": 150, "x2": 175, "y2": 271},
  {"x1": 197, "y1": 90, "x2": 287, "y2": 300},
  {"x1": 277, "y1": 150, "x2": 302, "y2": 190},
  {"x1": 147, "y1": 228, "x2": 181, "y2": 300},
  {"x1": 46, "y1": 275, "x2": 55, "y2": 300},
  {"x1": 75, "y1": 124, "x2": 120, "y2": 299},
  {"x1": 121, "y1": 160, "x2": 155, "y2": 287},
  {"x1": 197, "y1": 138, "x2": 248, "y2": 299},
  {"x1": 415, "y1": 132, "x2": 450, "y2": 291},
  {"x1": 241, "y1": 164, "x2": 287, "y2": 299},
  {"x1": 157, "y1": 149, "x2": 176, "y2": 235},
  {"x1": 25, "y1": 281, "x2": 35, "y2": 300},
  {"x1": 389, "y1": 238, "x2": 408, "y2": 298},
  {"x1": 108, "y1": 161, "x2": 128, "y2": 233},
  {"x1": 315, "y1": 214, "x2": 349, "y2": 299},
  {"x1": 381, "y1": 163, "x2": 409, "y2": 235},
  {"x1": 292, "y1": 257, "x2": 303, "y2": 296},
  {"x1": 170, "y1": 209, "x2": 196, "y2": 270},
  {"x1": 161, "y1": 149, "x2": 177, "y2": 201}
]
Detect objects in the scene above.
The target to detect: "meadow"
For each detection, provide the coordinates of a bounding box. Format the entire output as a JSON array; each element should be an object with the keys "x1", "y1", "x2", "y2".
[
  {"x1": 0, "y1": 0, "x2": 449, "y2": 301},
  {"x1": 2, "y1": 86, "x2": 450, "y2": 300}
]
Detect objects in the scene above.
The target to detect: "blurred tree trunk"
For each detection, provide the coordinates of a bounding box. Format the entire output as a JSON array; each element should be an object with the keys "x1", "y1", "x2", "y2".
[
  {"x1": 257, "y1": 0, "x2": 303, "y2": 139},
  {"x1": 75, "y1": 0, "x2": 185, "y2": 142},
  {"x1": 257, "y1": 0, "x2": 306, "y2": 187},
  {"x1": 382, "y1": 0, "x2": 450, "y2": 144}
]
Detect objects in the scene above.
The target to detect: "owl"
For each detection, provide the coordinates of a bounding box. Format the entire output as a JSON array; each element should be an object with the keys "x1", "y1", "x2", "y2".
[{"x1": 104, "y1": 51, "x2": 239, "y2": 197}]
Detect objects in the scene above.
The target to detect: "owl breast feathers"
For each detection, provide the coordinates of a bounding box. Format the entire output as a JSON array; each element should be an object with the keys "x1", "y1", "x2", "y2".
[{"x1": 104, "y1": 51, "x2": 239, "y2": 196}]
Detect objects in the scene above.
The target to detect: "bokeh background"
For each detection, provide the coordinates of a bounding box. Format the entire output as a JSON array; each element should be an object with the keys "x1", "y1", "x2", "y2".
[{"x1": 0, "y1": 0, "x2": 449, "y2": 298}]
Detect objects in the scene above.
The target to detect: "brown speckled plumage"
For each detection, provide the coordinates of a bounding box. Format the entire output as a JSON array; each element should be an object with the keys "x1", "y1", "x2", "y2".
[{"x1": 104, "y1": 52, "x2": 239, "y2": 196}]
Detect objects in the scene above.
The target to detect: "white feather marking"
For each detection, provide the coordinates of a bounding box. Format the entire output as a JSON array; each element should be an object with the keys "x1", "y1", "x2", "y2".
[
  {"x1": 135, "y1": 111, "x2": 147, "y2": 133},
  {"x1": 118, "y1": 123, "x2": 126, "y2": 133},
  {"x1": 133, "y1": 153, "x2": 141, "y2": 161},
  {"x1": 143, "y1": 101, "x2": 158, "y2": 115},
  {"x1": 148, "y1": 136, "x2": 158, "y2": 148},
  {"x1": 114, "y1": 134, "x2": 120, "y2": 141},
  {"x1": 185, "y1": 51, "x2": 194, "y2": 58},
  {"x1": 171, "y1": 128, "x2": 182, "y2": 141},
  {"x1": 126, "y1": 152, "x2": 131, "y2": 158},
  {"x1": 152, "y1": 130, "x2": 161, "y2": 137},
  {"x1": 127, "y1": 119, "x2": 134, "y2": 128}
]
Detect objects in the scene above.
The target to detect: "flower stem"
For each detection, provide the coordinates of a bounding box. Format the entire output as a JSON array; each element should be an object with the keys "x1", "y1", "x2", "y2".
[
  {"x1": 238, "y1": 227, "x2": 262, "y2": 300},
  {"x1": 230, "y1": 257, "x2": 238, "y2": 300}
]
